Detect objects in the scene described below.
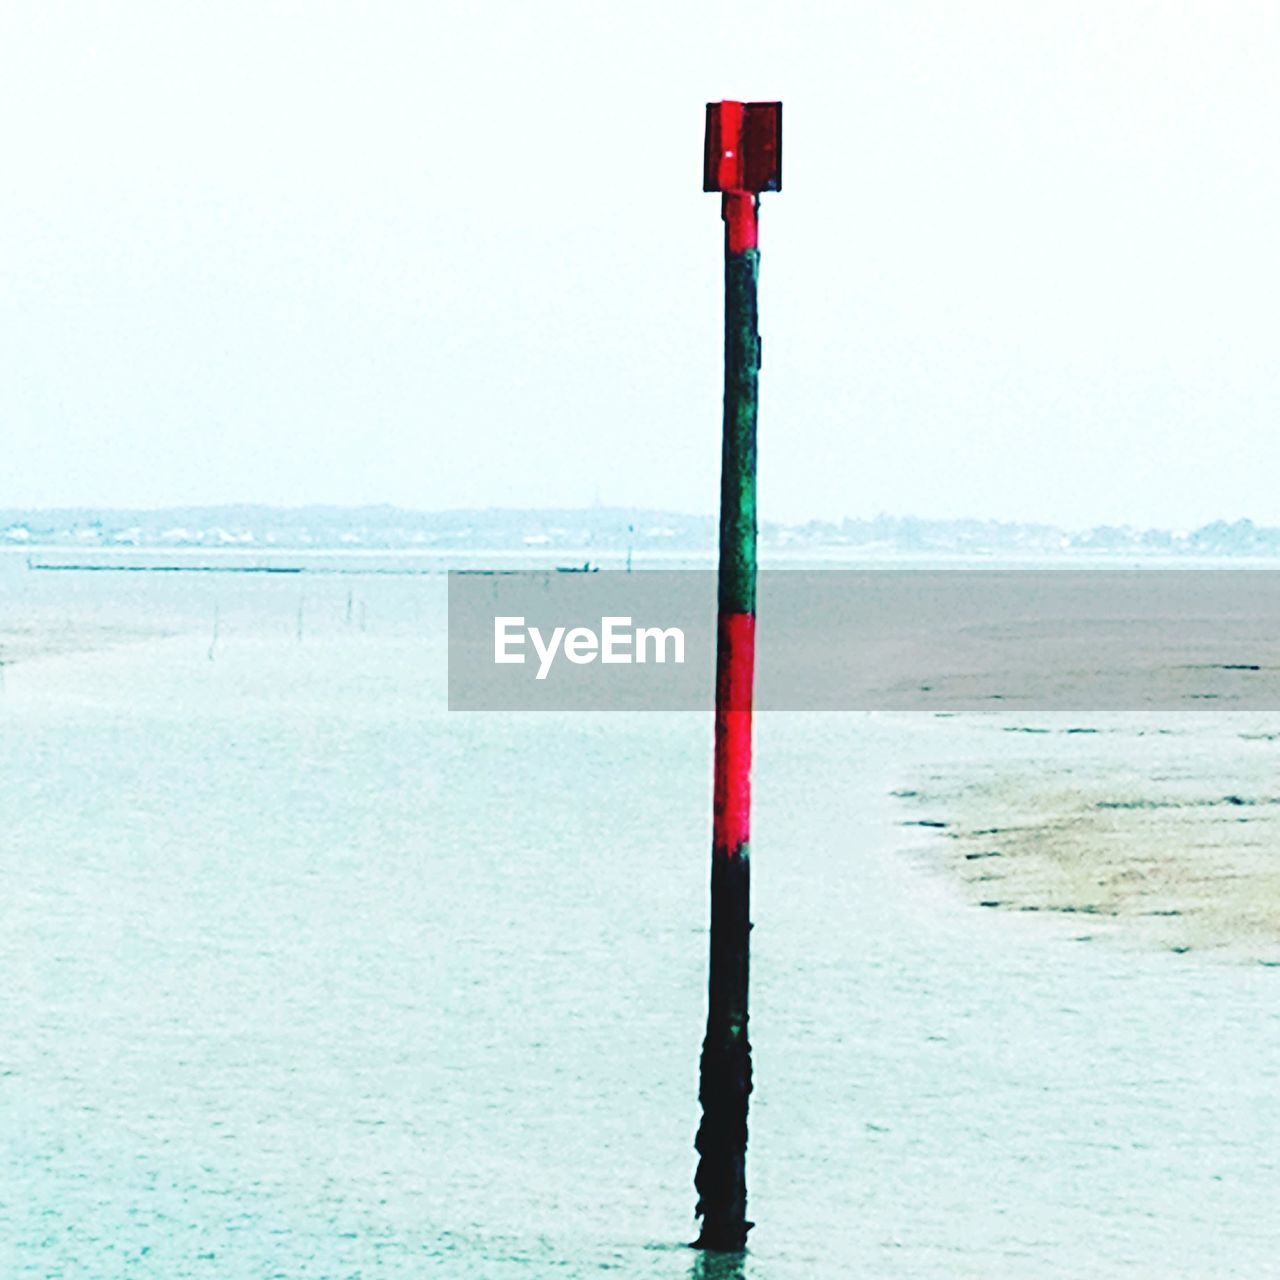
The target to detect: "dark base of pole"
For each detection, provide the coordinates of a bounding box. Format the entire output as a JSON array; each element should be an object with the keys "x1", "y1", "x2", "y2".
[
  {"x1": 694, "y1": 849, "x2": 752, "y2": 1251},
  {"x1": 693, "y1": 1217, "x2": 754, "y2": 1254}
]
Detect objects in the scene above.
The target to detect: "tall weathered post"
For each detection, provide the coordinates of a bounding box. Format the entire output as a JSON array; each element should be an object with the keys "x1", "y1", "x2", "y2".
[{"x1": 694, "y1": 99, "x2": 781, "y2": 1252}]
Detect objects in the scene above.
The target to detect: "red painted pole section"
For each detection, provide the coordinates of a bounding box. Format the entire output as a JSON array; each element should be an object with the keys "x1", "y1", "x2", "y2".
[
  {"x1": 694, "y1": 99, "x2": 779, "y2": 1253},
  {"x1": 712, "y1": 611, "x2": 755, "y2": 855},
  {"x1": 722, "y1": 192, "x2": 758, "y2": 254}
]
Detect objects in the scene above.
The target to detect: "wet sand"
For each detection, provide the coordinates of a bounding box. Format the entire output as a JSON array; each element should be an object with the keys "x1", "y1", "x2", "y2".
[
  {"x1": 896, "y1": 717, "x2": 1280, "y2": 964},
  {"x1": 0, "y1": 616, "x2": 165, "y2": 667}
]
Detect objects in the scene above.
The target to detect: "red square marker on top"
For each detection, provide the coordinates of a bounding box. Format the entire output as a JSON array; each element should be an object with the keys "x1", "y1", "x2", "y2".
[{"x1": 703, "y1": 101, "x2": 782, "y2": 194}]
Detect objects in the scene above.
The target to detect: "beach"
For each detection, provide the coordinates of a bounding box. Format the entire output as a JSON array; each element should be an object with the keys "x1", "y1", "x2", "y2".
[{"x1": 896, "y1": 714, "x2": 1280, "y2": 964}]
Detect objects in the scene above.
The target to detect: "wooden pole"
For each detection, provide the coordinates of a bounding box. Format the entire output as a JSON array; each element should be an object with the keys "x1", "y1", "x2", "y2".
[{"x1": 695, "y1": 98, "x2": 779, "y2": 1251}]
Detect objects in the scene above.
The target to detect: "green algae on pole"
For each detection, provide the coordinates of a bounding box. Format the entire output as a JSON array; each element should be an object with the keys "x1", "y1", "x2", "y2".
[{"x1": 694, "y1": 99, "x2": 780, "y2": 1253}]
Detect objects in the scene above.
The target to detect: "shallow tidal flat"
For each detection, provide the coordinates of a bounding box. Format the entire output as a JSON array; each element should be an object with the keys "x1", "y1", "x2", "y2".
[
  {"x1": 0, "y1": 613, "x2": 162, "y2": 667},
  {"x1": 896, "y1": 716, "x2": 1280, "y2": 964}
]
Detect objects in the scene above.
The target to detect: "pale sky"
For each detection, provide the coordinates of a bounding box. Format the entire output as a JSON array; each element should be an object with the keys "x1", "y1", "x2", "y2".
[{"x1": 2, "y1": 1, "x2": 1278, "y2": 528}]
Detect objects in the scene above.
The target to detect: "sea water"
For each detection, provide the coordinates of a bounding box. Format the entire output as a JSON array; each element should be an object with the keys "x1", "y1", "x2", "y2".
[{"x1": 2, "y1": 550, "x2": 1279, "y2": 1278}]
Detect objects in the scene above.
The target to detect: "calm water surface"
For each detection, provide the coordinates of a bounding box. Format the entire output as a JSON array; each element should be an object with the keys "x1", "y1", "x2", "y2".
[{"x1": 2, "y1": 552, "x2": 1279, "y2": 1277}]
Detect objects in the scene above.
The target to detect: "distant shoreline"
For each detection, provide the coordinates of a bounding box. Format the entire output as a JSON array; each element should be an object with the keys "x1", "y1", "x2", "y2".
[{"x1": 6, "y1": 507, "x2": 1280, "y2": 558}]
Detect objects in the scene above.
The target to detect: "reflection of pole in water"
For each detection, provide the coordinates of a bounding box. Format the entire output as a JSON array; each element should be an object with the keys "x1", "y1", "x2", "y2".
[
  {"x1": 345, "y1": 589, "x2": 353, "y2": 625},
  {"x1": 207, "y1": 601, "x2": 220, "y2": 662},
  {"x1": 688, "y1": 1248, "x2": 748, "y2": 1280},
  {"x1": 296, "y1": 595, "x2": 304, "y2": 643}
]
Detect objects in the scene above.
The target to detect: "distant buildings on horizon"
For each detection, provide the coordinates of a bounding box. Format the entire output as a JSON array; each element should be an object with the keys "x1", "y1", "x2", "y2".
[{"x1": 3, "y1": 506, "x2": 1280, "y2": 556}]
